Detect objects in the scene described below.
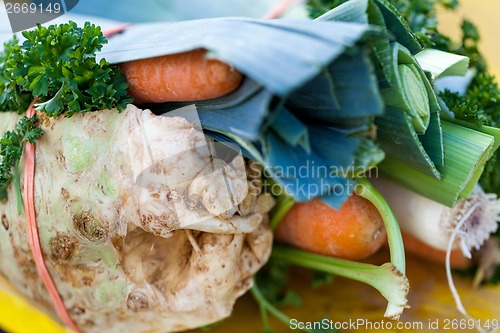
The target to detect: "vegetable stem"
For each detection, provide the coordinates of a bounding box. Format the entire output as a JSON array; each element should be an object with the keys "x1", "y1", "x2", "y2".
[
  {"x1": 11, "y1": 165, "x2": 23, "y2": 215},
  {"x1": 272, "y1": 246, "x2": 409, "y2": 319},
  {"x1": 356, "y1": 177, "x2": 406, "y2": 274}
]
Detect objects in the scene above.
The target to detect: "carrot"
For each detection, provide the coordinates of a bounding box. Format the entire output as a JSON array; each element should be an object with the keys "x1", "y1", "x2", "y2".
[
  {"x1": 275, "y1": 195, "x2": 387, "y2": 260},
  {"x1": 402, "y1": 232, "x2": 473, "y2": 269},
  {"x1": 120, "y1": 49, "x2": 244, "y2": 104}
]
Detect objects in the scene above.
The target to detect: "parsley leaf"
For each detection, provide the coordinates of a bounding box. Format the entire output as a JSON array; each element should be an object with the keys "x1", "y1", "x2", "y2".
[
  {"x1": 0, "y1": 21, "x2": 132, "y2": 116},
  {"x1": 311, "y1": 271, "x2": 335, "y2": 289}
]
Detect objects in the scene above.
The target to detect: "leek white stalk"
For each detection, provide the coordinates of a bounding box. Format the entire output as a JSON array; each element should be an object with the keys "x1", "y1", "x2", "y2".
[
  {"x1": 372, "y1": 176, "x2": 500, "y2": 325},
  {"x1": 415, "y1": 48, "x2": 469, "y2": 80},
  {"x1": 371, "y1": 177, "x2": 500, "y2": 255}
]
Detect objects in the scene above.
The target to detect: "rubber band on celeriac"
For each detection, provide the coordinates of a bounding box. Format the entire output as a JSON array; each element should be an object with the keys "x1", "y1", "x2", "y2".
[
  {"x1": 20, "y1": 26, "x2": 132, "y2": 333},
  {"x1": 23, "y1": 99, "x2": 83, "y2": 333},
  {"x1": 254, "y1": 176, "x2": 409, "y2": 331}
]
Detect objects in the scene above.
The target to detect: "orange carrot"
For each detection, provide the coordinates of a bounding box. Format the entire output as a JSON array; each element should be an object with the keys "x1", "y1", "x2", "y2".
[
  {"x1": 120, "y1": 49, "x2": 244, "y2": 104},
  {"x1": 275, "y1": 195, "x2": 387, "y2": 260},
  {"x1": 402, "y1": 232, "x2": 473, "y2": 269}
]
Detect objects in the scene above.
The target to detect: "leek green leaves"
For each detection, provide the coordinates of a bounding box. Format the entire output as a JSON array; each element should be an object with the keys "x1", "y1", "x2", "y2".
[{"x1": 313, "y1": 0, "x2": 500, "y2": 207}]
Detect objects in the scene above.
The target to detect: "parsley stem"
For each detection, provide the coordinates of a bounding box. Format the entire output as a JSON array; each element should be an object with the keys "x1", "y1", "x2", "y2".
[
  {"x1": 11, "y1": 163, "x2": 23, "y2": 215},
  {"x1": 251, "y1": 279, "x2": 312, "y2": 333}
]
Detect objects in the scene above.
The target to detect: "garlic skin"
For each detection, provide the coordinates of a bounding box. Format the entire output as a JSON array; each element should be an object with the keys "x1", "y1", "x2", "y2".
[{"x1": 372, "y1": 177, "x2": 500, "y2": 255}]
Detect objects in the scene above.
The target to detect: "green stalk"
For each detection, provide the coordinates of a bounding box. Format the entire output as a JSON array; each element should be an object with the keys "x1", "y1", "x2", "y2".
[
  {"x1": 267, "y1": 178, "x2": 409, "y2": 320},
  {"x1": 376, "y1": 43, "x2": 445, "y2": 178},
  {"x1": 251, "y1": 280, "x2": 312, "y2": 333},
  {"x1": 356, "y1": 177, "x2": 406, "y2": 274},
  {"x1": 272, "y1": 246, "x2": 409, "y2": 320},
  {"x1": 379, "y1": 121, "x2": 496, "y2": 207},
  {"x1": 11, "y1": 163, "x2": 23, "y2": 215}
]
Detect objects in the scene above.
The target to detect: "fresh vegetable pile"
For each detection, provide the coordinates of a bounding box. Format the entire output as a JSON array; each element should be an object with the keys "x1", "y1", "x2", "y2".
[{"x1": 0, "y1": 0, "x2": 500, "y2": 332}]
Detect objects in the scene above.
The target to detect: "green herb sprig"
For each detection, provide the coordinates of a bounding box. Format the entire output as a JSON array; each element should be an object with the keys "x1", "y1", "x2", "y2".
[
  {"x1": 0, "y1": 21, "x2": 132, "y2": 206},
  {"x1": 0, "y1": 116, "x2": 43, "y2": 213},
  {"x1": 1, "y1": 21, "x2": 132, "y2": 117}
]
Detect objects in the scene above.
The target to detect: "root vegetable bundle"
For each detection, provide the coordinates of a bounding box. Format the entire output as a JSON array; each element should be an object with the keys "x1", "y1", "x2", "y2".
[{"x1": 1, "y1": 0, "x2": 500, "y2": 332}]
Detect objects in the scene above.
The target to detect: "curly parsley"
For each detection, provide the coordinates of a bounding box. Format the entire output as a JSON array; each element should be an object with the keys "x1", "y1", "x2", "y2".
[
  {"x1": 0, "y1": 116, "x2": 43, "y2": 212},
  {"x1": 0, "y1": 36, "x2": 32, "y2": 113}
]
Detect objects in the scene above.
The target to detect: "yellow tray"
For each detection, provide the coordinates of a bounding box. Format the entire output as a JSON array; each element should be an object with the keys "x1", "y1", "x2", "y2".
[{"x1": 2, "y1": 251, "x2": 500, "y2": 333}]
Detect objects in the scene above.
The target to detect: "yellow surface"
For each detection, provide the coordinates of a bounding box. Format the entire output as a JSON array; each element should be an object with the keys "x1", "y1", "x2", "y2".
[
  {"x1": 0, "y1": 276, "x2": 69, "y2": 333},
  {"x1": 2, "y1": 1, "x2": 500, "y2": 333},
  {"x1": 438, "y1": 0, "x2": 500, "y2": 78}
]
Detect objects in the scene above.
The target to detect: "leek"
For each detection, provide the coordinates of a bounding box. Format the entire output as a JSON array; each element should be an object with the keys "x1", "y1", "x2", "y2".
[
  {"x1": 372, "y1": 0, "x2": 422, "y2": 54},
  {"x1": 100, "y1": 18, "x2": 384, "y2": 96},
  {"x1": 270, "y1": 106, "x2": 310, "y2": 151},
  {"x1": 285, "y1": 46, "x2": 383, "y2": 127},
  {"x1": 143, "y1": 17, "x2": 387, "y2": 209},
  {"x1": 372, "y1": 177, "x2": 500, "y2": 255},
  {"x1": 379, "y1": 121, "x2": 497, "y2": 207},
  {"x1": 315, "y1": 0, "x2": 422, "y2": 55},
  {"x1": 318, "y1": 0, "x2": 450, "y2": 178},
  {"x1": 316, "y1": 0, "x2": 395, "y2": 85},
  {"x1": 375, "y1": 106, "x2": 442, "y2": 178}
]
